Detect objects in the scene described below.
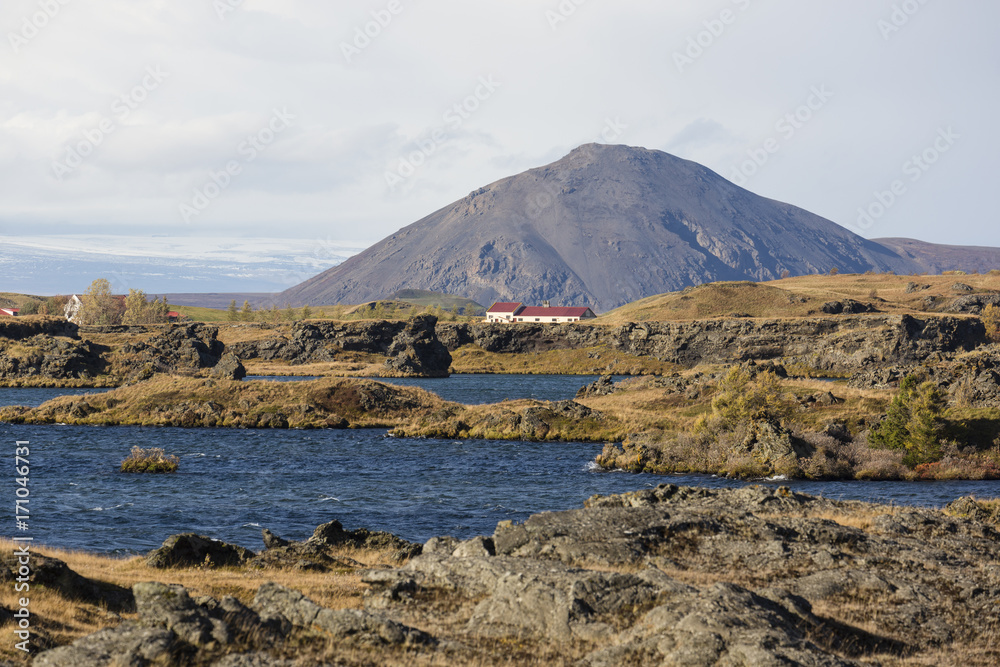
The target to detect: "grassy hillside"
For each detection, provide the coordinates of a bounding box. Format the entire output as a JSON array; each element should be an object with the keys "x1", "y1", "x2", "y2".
[
  {"x1": 387, "y1": 289, "x2": 485, "y2": 315},
  {"x1": 600, "y1": 272, "x2": 1000, "y2": 323}
]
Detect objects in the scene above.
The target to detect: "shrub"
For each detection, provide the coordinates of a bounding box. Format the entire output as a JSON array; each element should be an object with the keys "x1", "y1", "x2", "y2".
[
  {"x1": 705, "y1": 365, "x2": 791, "y2": 429},
  {"x1": 868, "y1": 375, "x2": 946, "y2": 467},
  {"x1": 121, "y1": 446, "x2": 179, "y2": 473},
  {"x1": 982, "y1": 303, "x2": 1000, "y2": 342}
]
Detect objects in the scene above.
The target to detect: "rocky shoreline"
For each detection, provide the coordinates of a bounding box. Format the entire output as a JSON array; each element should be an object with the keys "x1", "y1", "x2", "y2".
[{"x1": 10, "y1": 486, "x2": 1000, "y2": 666}]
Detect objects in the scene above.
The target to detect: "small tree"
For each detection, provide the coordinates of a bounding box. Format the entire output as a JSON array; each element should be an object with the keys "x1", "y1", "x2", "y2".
[
  {"x1": 982, "y1": 303, "x2": 1000, "y2": 342},
  {"x1": 123, "y1": 289, "x2": 148, "y2": 325},
  {"x1": 18, "y1": 300, "x2": 39, "y2": 315},
  {"x1": 829, "y1": 267, "x2": 839, "y2": 276},
  {"x1": 239, "y1": 300, "x2": 254, "y2": 322},
  {"x1": 227, "y1": 299, "x2": 238, "y2": 322},
  {"x1": 122, "y1": 290, "x2": 170, "y2": 325},
  {"x1": 78, "y1": 279, "x2": 124, "y2": 325},
  {"x1": 301, "y1": 304, "x2": 312, "y2": 320},
  {"x1": 869, "y1": 375, "x2": 946, "y2": 467}
]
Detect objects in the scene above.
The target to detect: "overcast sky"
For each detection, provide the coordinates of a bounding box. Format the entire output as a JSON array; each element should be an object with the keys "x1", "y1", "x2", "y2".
[{"x1": 1, "y1": 0, "x2": 997, "y2": 263}]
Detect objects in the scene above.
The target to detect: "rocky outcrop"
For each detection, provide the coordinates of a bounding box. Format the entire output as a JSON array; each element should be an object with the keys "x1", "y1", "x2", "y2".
[
  {"x1": 229, "y1": 316, "x2": 451, "y2": 377},
  {"x1": 146, "y1": 533, "x2": 255, "y2": 569},
  {"x1": 0, "y1": 334, "x2": 108, "y2": 382},
  {"x1": 440, "y1": 314, "x2": 987, "y2": 373},
  {"x1": 34, "y1": 580, "x2": 432, "y2": 666},
  {"x1": 382, "y1": 315, "x2": 452, "y2": 377},
  {"x1": 28, "y1": 486, "x2": 1000, "y2": 665},
  {"x1": 941, "y1": 291, "x2": 1000, "y2": 314},
  {"x1": 0, "y1": 316, "x2": 79, "y2": 340},
  {"x1": 360, "y1": 484, "x2": 1000, "y2": 666},
  {"x1": 576, "y1": 374, "x2": 617, "y2": 398},
  {"x1": 210, "y1": 352, "x2": 247, "y2": 380},
  {"x1": 250, "y1": 522, "x2": 422, "y2": 569},
  {"x1": 0, "y1": 552, "x2": 133, "y2": 612},
  {"x1": 118, "y1": 324, "x2": 226, "y2": 374}
]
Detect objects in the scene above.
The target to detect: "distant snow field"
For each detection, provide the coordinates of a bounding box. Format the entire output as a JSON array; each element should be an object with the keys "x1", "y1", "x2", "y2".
[{"x1": 0, "y1": 235, "x2": 367, "y2": 295}]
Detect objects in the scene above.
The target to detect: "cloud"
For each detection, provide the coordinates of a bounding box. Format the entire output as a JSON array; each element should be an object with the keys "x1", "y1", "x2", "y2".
[{"x1": 0, "y1": 0, "x2": 997, "y2": 255}]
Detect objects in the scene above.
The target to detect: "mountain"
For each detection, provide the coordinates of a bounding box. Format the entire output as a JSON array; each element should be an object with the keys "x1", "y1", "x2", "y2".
[
  {"x1": 280, "y1": 144, "x2": 924, "y2": 311},
  {"x1": 872, "y1": 238, "x2": 1000, "y2": 275}
]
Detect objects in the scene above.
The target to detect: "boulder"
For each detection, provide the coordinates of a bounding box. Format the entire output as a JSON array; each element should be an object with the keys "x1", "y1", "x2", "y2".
[
  {"x1": 146, "y1": 533, "x2": 255, "y2": 569},
  {"x1": 254, "y1": 583, "x2": 433, "y2": 646},
  {"x1": 307, "y1": 520, "x2": 421, "y2": 561},
  {"x1": 211, "y1": 353, "x2": 247, "y2": 380},
  {"x1": 0, "y1": 552, "x2": 132, "y2": 611},
  {"x1": 576, "y1": 374, "x2": 617, "y2": 398}
]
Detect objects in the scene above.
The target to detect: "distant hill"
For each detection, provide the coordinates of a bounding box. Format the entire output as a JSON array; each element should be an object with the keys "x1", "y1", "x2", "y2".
[
  {"x1": 599, "y1": 272, "x2": 1000, "y2": 323},
  {"x1": 386, "y1": 290, "x2": 485, "y2": 315},
  {"x1": 872, "y1": 238, "x2": 1000, "y2": 275},
  {"x1": 280, "y1": 144, "x2": 922, "y2": 311}
]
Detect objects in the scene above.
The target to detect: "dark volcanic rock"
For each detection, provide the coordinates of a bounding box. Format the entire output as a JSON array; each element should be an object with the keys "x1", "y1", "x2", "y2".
[
  {"x1": 382, "y1": 314, "x2": 451, "y2": 377},
  {"x1": 576, "y1": 374, "x2": 617, "y2": 398},
  {"x1": 117, "y1": 324, "x2": 227, "y2": 376},
  {"x1": 362, "y1": 484, "x2": 999, "y2": 665},
  {"x1": 441, "y1": 314, "x2": 985, "y2": 373},
  {"x1": 0, "y1": 552, "x2": 133, "y2": 611},
  {"x1": 308, "y1": 520, "x2": 421, "y2": 562},
  {"x1": 279, "y1": 144, "x2": 919, "y2": 311},
  {"x1": 146, "y1": 533, "x2": 255, "y2": 569},
  {"x1": 942, "y1": 291, "x2": 1000, "y2": 314},
  {"x1": 230, "y1": 317, "x2": 451, "y2": 377},
  {"x1": 0, "y1": 334, "x2": 108, "y2": 381},
  {"x1": 211, "y1": 352, "x2": 247, "y2": 380}
]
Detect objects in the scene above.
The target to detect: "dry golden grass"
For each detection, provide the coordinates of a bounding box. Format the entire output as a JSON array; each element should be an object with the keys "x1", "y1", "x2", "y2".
[
  {"x1": 449, "y1": 345, "x2": 678, "y2": 376},
  {"x1": 599, "y1": 272, "x2": 1000, "y2": 324},
  {"x1": 0, "y1": 374, "x2": 453, "y2": 429},
  {"x1": 243, "y1": 358, "x2": 386, "y2": 377},
  {"x1": 0, "y1": 538, "x2": 403, "y2": 663}
]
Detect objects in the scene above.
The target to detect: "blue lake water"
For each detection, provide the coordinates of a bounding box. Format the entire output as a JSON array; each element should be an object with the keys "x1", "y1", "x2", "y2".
[
  {"x1": 1, "y1": 375, "x2": 998, "y2": 555},
  {"x1": 247, "y1": 373, "x2": 614, "y2": 405},
  {"x1": 0, "y1": 386, "x2": 112, "y2": 408}
]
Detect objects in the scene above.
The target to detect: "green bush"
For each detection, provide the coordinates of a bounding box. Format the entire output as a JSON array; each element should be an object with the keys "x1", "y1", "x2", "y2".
[
  {"x1": 982, "y1": 303, "x2": 1000, "y2": 342},
  {"x1": 869, "y1": 375, "x2": 946, "y2": 467},
  {"x1": 700, "y1": 365, "x2": 791, "y2": 431},
  {"x1": 121, "y1": 446, "x2": 179, "y2": 473}
]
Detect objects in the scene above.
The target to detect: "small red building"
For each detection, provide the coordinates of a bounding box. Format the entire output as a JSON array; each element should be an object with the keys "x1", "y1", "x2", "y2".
[{"x1": 0, "y1": 308, "x2": 20, "y2": 317}]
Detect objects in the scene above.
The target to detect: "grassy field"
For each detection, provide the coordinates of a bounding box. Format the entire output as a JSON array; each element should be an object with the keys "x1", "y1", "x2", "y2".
[{"x1": 599, "y1": 272, "x2": 1000, "y2": 323}]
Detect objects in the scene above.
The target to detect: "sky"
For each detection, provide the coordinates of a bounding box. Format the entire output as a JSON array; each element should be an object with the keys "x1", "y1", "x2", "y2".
[{"x1": 1, "y1": 1, "x2": 998, "y2": 292}]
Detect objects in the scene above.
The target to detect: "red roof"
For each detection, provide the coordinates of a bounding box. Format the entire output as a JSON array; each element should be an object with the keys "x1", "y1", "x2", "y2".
[
  {"x1": 487, "y1": 302, "x2": 524, "y2": 313},
  {"x1": 517, "y1": 306, "x2": 593, "y2": 318}
]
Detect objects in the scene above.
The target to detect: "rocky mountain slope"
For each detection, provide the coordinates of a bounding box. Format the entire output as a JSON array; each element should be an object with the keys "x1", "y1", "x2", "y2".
[
  {"x1": 874, "y1": 237, "x2": 1000, "y2": 274},
  {"x1": 281, "y1": 144, "x2": 921, "y2": 310}
]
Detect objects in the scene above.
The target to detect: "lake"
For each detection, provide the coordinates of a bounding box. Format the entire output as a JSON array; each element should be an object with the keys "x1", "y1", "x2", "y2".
[
  {"x1": 1, "y1": 375, "x2": 998, "y2": 555},
  {"x1": 246, "y1": 373, "x2": 616, "y2": 405}
]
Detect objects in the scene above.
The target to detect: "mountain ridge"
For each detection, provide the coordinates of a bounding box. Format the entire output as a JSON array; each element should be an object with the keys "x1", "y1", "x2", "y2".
[{"x1": 280, "y1": 144, "x2": 992, "y2": 310}]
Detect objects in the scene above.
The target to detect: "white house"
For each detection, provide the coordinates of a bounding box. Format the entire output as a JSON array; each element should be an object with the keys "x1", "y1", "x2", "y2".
[
  {"x1": 64, "y1": 295, "x2": 83, "y2": 323},
  {"x1": 485, "y1": 302, "x2": 597, "y2": 324}
]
